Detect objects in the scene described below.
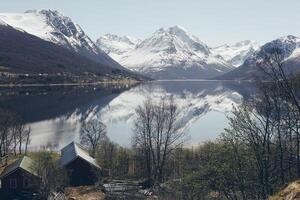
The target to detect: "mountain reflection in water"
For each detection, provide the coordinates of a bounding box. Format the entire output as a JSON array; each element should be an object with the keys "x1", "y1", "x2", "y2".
[{"x1": 0, "y1": 81, "x2": 256, "y2": 149}]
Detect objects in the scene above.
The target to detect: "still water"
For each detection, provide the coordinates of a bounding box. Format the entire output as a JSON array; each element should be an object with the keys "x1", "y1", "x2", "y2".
[{"x1": 0, "y1": 81, "x2": 255, "y2": 149}]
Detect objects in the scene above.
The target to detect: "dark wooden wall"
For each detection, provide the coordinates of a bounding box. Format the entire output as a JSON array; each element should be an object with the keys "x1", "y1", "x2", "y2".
[
  {"x1": 65, "y1": 157, "x2": 100, "y2": 186},
  {"x1": 1, "y1": 168, "x2": 40, "y2": 192}
]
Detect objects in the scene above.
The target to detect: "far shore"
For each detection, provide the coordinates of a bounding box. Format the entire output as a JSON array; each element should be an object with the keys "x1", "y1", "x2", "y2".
[
  {"x1": 153, "y1": 79, "x2": 257, "y2": 82},
  {"x1": 0, "y1": 79, "x2": 262, "y2": 88},
  {"x1": 0, "y1": 80, "x2": 141, "y2": 88}
]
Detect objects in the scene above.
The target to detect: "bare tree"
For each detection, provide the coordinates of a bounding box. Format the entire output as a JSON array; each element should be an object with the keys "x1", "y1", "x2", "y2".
[
  {"x1": 258, "y1": 47, "x2": 300, "y2": 113},
  {"x1": 133, "y1": 97, "x2": 187, "y2": 183},
  {"x1": 80, "y1": 119, "x2": 107, "y2": 158},
  {"x1": 133, "y1": 97, "x2": 154, "y2": 179},
  {"x1": 258, "y1": 46, "x2": 300, "y2": 178},
  {"x1": 97, "y1": 139, "x2": 116, "y2": 176},
  {"x1": 0, "y1": 110, "x2": 31, "y2": 162},
  {"x1": 14, "y1": 122, "x2": 31, "y2": 155},
  {"x1": 0, "y1": 111, "x2": 31, "y2": 155},
  {"x1": 0, "y1": 110, "x2": 14, "y2": 158},
  {"x1": 225, "y1": 100, "x2": 274, "y2": 199},
  {"x1": 24, "y1": 126, "x2": 31, "y2": 155},
  {"x1": 33, "y1": 150, "x2": 67, "y2": 199}
]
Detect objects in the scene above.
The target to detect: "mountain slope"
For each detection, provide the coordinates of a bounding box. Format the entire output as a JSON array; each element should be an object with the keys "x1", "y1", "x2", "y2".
[
  {"x1": 100, "y1": 26, "x2": 234, "y2": 79},
  {"x1": 0, "y1": 9, "x2": 124, "y2": 70},
  {"x1": 0, "y1": 24, "x2": 142, "y2": 82},
  {"x1": 213, "y1": 40, "x2": 260, "y2": 67},
  {"x1": 218, "y1": 35, "x2": 300, "y2": 80},
  {"x1": 96, "y1": 34, "x2": 140, "y2": 61}
]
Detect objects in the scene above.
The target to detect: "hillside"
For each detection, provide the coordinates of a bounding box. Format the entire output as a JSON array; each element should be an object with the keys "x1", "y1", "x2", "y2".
[
  {"x1": 0, "y1": 10, "x2": 125, "y2": 70},
  {"x1": 0, "y1": 24, "x2": 143, "y2": 84}
]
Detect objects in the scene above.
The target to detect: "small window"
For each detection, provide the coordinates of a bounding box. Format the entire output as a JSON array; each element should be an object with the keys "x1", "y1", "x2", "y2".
[
  {"x1": 9, "y1": 178, "x2": 17, "y2": 189},
  {"x1": 23, "y1": 178, "x2": 29, "y2": 188}
]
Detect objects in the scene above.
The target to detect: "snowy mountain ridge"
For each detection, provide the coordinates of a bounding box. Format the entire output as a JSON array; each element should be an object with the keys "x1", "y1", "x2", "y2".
[
  {"x1": 0, "y1": 9, "x2": 124, "y2": 69},
  {"x1": 0, "y1": 10, "x2": 97, "y2": 53},
  {"x1": 98, "y1": 26, "x2": 235, "y2": 79},
  {"x1": 244, "y1": 35, "x2": 300, "y2": 66},
  {"x1": 213, "y1": 40, "x2": 260, "y2": 67},
  {"x1": 96, "y1": 34, "x2": 141, "y2": 61},
  {"x1": 218, "y1": 35, "x2": 300, "y2": 80}
]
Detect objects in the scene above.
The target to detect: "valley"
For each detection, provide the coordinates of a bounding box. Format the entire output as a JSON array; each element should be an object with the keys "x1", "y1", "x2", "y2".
[{"x1": 0, "y1": 4, "x2": 300, "y2": 199}]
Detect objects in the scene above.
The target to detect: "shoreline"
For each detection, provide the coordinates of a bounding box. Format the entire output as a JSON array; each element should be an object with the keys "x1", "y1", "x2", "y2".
[
  {"x1": 0, "y1": 80, "x2": 141, "y2": 88},
  {"x1": 0, "y1": 79, "x2": 260, "y2": 88}
]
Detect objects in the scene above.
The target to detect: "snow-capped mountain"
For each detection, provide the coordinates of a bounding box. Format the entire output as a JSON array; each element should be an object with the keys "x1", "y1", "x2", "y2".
[
  {"x1": 101, "y1": 26, "x2": 234, "y2": 79},
  {"x1": 257, "y1": 35, "x2": 300, "y2": 60},
  {"x1": 0, "y1": 9, "x2": 123, "y2": 69},
  {"x1": 213, "y1": 40, "x2": 260, "y2": 67},
  {"x1": 0, "y1": 19, "x2": 7, "y2": 25},
  {"x1": 96, "y1": 34, "x2": 140, "y2": 61},
  {"x1": 0, "y1": 23, "x2": 146, "y2": 82},
  {"x1": 219, "y1": 35, "x2": 300, "y2": 80}
]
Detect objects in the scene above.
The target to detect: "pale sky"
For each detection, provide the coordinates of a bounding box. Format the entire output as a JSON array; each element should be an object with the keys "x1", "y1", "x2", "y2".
[{"x1": 1, "y1": 0, "x2": 300, "y2": 46}]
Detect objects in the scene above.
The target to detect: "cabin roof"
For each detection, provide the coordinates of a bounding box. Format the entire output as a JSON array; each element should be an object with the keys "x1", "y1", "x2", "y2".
[
  {"x1": 60, "y1": 142, "x2": 101, "y2": 170},
  {"x1": 0, "y1": 156, "x2": 38, "y2": 179}
]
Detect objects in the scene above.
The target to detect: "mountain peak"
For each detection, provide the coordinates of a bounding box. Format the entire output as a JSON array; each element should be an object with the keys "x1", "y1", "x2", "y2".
[
  {"x1": 166, "y1": 25, "x2": 187, "y2": 33},
  {"x1": 139, "y1": 25, "x2": 210, "y2": 55},
  {"x1": 102, "y1": 27, "x2": 233, "y2": 79},
  {"x1": 0, "y1": 10, "x2": 124, "y2": 70},
  {"x1": 25, "y1": 9, "x2": 62, "y2": 17},
  {"x1": 3, "y1": 9, "x2": 81, "y2": 40},
  {"x1": 278, "y1": 35, "x2": 298, "y2": 43},
  {"x1": 253, "y1": 35, "x2": 300, "y2": 62},
  {"x1": 155, "y1": 25, "x2": 189, "y2": 36}
]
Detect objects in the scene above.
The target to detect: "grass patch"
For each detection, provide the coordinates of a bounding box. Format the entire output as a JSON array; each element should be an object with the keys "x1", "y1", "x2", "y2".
[{"x1": 65, "y1": 186, "x2": 105, "y2": 200}]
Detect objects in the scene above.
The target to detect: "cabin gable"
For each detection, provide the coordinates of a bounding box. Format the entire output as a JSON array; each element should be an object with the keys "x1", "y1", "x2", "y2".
[{"x1": 60, "y1": 142, "x2": 102, "y2": 186}]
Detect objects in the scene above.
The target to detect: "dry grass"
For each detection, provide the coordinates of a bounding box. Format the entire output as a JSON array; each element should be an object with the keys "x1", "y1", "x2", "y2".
[
  {"x1": 0, "y1": 155, "x2": 20, "y2": 174},
  {"x1": 269, "y1": 180, "x2": 300, "y2": 200},
  {"x1": 64, "y1": 186, "x2": 105, "y2": 200}
]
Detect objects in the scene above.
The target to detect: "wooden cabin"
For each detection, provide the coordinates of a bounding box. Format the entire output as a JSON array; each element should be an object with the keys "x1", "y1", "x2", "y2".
[
  {"x1": 60, "y1": 142, "x2": 102, "y2": 186},
  {"x1": 0, "y1": 156, "x2": 40, "y2": 193}
]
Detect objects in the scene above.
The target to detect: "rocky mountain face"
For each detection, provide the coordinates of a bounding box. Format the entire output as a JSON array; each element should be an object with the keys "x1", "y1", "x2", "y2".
[
  {"x1": 0, "y1": 9, "x2": 124, "y2": 70},
  {"x1": 218, "y1": 35, "x2": 300, "y2": 80},
  {"x1": 212, "y1": 40, "x2": 260, "y2": 67},
  {"x1": 98, "y1": 26, "x2": 235, "y2": 79}
]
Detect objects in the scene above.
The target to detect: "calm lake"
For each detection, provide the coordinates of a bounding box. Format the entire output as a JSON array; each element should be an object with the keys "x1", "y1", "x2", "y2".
[{"x1": 0, "y1": 81, "x2": 256, "y2": 150}]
